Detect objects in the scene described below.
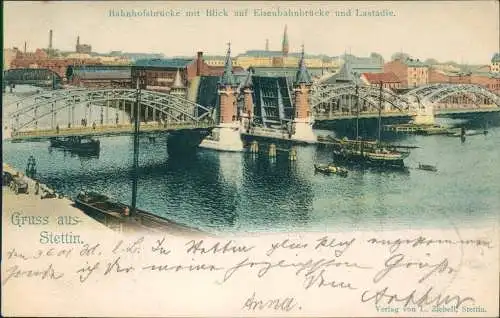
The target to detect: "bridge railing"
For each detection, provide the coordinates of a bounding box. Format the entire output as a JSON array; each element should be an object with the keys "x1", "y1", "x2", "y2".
[{"x1": 11, "y1": 121, "x2": 215, "y2": 139}]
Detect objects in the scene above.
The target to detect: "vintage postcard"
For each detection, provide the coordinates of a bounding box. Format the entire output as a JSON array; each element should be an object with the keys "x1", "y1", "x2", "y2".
[{"x1": 2, "y1": 1, "x2": 499, "y2": 316}]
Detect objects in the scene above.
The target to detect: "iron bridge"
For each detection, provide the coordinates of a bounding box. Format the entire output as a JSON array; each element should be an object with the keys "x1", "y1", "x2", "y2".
[
  {"x1": 5, "y1": 88, "x2": 216, "y2": 138},
  {"x1": 3, "y1": 68, "x2": 63, "y2": 89},
  {"x1": 310, "y1": 83, "x2": 500, "y2": 119}
]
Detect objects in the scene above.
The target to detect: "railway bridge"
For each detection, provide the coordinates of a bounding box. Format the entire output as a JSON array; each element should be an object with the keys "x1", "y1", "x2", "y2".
[{"x1": 310, "y1": 83, "x2": 500, "y2": 120}]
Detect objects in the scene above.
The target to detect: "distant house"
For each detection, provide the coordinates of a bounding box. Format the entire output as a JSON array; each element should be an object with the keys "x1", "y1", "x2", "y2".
[
  {"x1": 490, "y1": 53, "x2": 500, "y2": 73},
  {"x1": 131, "y1": 51, "x2": 245, "y2": 93},
  {"x1": 360, "y1": 72, "x2": 402, "y2": 90},
  {"x1": 384, "y1": 57, "x2": 429, "y2": 88}
]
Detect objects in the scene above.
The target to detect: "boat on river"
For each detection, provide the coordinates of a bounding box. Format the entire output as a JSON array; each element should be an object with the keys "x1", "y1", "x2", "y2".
[
  {"x1": 331, "y1": 83, "x2": 410, "y2": 169},
  {"x1": 332, "y1": 138, "x2": 410, "y2": 168},
  {"x1": 74, "y1": 191, "x2": 203, "y2": 235},
  {"x1": 314, "y1": 164, "x2": 348, "y2": 177},
  {"x1": 417, "y1": 163, "x2": 438, "y2": 172},
  {"x1": 50, "y1": 136, "x2": 100, "y2": 153}
]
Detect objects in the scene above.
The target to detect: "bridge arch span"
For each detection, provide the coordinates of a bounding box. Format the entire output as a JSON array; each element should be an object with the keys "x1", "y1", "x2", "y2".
[{"x1": 8, "y1": 88, "x2": 215, "y2": 132}]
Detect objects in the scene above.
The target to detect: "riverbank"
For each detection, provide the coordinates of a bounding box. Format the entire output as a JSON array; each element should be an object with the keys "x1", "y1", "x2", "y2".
[
  {"x1": 2, "y1": 162, "x2": 110, "y2": 232},
  {"x1": 3, "y1": 162, "x2": 206, "y2": 237}
]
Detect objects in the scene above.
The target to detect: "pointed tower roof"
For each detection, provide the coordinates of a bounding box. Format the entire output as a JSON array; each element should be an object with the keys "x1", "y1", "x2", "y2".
[
  {"x1": 295, "y1": 44, "x2": 312, "y2": 85},
  {"x1": 220, "y1": 42, "x2": 236, "y2": 86},
  {"x1": 172, "y1": 68, "x2": 184, "y2": 88},
  {"x1": 282, "y1": 25, "x2": 289, "y2": 54},
  {"x1": 243, "y1": 67, "x2": 254, "y2": 88}
]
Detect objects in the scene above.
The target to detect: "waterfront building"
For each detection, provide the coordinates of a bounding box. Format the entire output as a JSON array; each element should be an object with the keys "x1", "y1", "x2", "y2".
[
  {"x1": 490, "y1": 53, "x2": 500, "y2": 73},
  {"x1": 470, "y1": 72, "x2": 500, "y2": 94},
  {"x1": 10, "y1": 54, "x2": 99, "y2": 78},
  {"x1": 344, "y1": 53, "x2": 384, "y2": 74},
  {"x1": 132, "y1": 51, "x2": 245, "y2": 94},
  {"x1": 428, "y1": 68, "x2": 471, "y2": 84},
  {"x1": 75, "y1": 36, "x2": 92, "y2": 54},
  {"x1": 384, "y1": 57, "x2": 429, "y2": 88},
  {"x1": 3, "y1": 48, "x2": 18, "y2": 70},
  {"x1": 360, "y1": 72, "x2": 402, "y2": 90},
  {"x1": 66, "y1": 64, "x2": 132, "y2": 88}
]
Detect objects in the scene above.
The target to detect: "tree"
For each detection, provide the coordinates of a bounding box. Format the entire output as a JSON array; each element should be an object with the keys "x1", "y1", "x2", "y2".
[
  {"x1": 391, "y1": 52, "x2": 410, "y2": 61},
  {"x1": 424, "y1": 58, "x2": 439, "y2": 65},
  {"x1": 370, "y1": 52, "x2": 384, "y2": 63}
]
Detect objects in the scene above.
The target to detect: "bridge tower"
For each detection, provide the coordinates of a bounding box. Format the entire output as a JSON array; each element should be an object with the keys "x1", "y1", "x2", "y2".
[
  {"x1": 412, "y1": 100, "x2": 435, "y2": 125},
  {"x1": 240, "y1": 68, "x2": 254, "y2": 133},
  {"x1": 199, "y1": 42, "x2": 244, "y2": 152},
  {"x1": 290, "y1": 45, "x2": 316, "y2": 143}
]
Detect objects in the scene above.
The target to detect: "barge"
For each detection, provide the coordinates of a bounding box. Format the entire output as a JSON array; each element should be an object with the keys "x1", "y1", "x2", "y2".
[
  {"x1": 74, "y1": 191, "x2": 203, "y2": 236},
  {"x1": 50, "y1": 136, "x2": 100, "y2": 153}
]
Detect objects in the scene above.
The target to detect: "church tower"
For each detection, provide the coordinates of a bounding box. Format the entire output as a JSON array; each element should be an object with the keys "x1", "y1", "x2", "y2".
[
  {"x1": 282, "y1": 25, "x2": 289, "y2": 57},
  {"x1": 290, "y1": 45, "x2": 316, "y2": 143}
]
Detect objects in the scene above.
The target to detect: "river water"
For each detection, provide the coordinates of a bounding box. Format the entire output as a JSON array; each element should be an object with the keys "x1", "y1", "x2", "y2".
[{"x1": 3, "y1": 86, "x2": 499, "y2": 234}]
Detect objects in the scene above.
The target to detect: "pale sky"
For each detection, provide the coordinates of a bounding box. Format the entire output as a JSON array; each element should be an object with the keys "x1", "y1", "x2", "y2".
[{"x1": 3, "y1": 1, "x2": 499, "y2": 64}]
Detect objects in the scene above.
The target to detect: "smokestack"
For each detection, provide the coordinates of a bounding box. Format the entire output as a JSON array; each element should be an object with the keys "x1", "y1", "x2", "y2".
[
  {"x1": 196, "y1": 51, "x2": 203, "y2": 76},
  {"x1": 77, "y1": 36, "x2": 80, "y2": 46},
  {"x1": 49, "y1": 29, "x2": 53, "y2": 49},
  {"x1": 265, "y1": 39, "x2": 269, "y2": 51},
  {"x1": 24, "y1": 42, "x2": 27, "y2": 54}
]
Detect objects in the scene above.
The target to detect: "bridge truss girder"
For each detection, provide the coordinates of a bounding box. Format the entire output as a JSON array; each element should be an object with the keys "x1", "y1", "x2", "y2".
[
  {"x1": 405, "y1": 83, "x2": 500, "y2": 106},
  {"x1": 423, "y1": 84, "x2": 500, "y2": 106},
  {"x1": 310, "y1": 84, "x2": 412, "y2": 114},
  {"x1": 8, "y1": 88, "x2": 215, "y2": 131}
]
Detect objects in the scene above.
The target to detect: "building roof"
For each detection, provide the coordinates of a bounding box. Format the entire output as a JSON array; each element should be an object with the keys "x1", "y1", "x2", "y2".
[
  {"x1": 134, "y1": 58, "x2": 193, "y2": 68},
  {"x1": 295, "y1": 47, "x2": 312, "y2": 84},
  {"x1": 220, "y1": 43, "x2": 236, "y2": 86},
  {"x1": 172, "y1": 69, "x2": 184, "y2": 88},
  {"x1": 239, "y1": 50, "x2": 284, "y2": 57},
  {"x1": 404, "y1": 58, "x2": 427, "y2": 67},
  {"x1": 362, "y1": 72, "x2": 401, "y2": 83},
  {"x1": 492, "y1": 53, "x2": 500, "y2": 63}
]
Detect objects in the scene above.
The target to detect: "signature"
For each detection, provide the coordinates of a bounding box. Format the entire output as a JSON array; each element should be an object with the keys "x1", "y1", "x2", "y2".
[
  {"x1": 361, "y1": 286, "x2": 475, "y2": 309},
  {"x1": 242, "y1": 292, "x2": 300, "y2": 312}
]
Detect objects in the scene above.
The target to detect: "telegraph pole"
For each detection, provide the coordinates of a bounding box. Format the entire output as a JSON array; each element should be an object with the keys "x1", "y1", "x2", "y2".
[
  {"x1": 378, "y1": 81, "x2": 383, "y2": 143},
  {"x1": 131, "y1": 71, "x2": 144, "y2": 215}
]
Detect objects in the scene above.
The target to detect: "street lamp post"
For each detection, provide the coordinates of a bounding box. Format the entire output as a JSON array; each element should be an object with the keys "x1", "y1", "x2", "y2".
[
  {"x1": 378, "y1": 81, "x2": 383, "y2": 143},
  {"x1": 131, "y1": 70, "x2": 146, "y2": 215}
]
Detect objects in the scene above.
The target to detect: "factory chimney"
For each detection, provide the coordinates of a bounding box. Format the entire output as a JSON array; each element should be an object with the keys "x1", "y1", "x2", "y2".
[
  {"x1": 49, "y1": 29, "x2": 53, "y2": 50},
  {"x1": 24, "y1": 42, "x2": 27, "y2": 54}
]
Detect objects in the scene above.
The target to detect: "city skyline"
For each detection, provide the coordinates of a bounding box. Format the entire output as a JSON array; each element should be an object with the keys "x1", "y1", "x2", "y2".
[{"x1": 4, "y1": 1, "x2": 499, "y2": 64}]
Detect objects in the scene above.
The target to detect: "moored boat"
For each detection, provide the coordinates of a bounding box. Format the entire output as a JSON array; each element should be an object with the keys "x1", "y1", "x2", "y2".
[
  {"x1": 50, "y1": 136, "x2": 100, "y2": 153},
  {"x1": 314, "y1": 164, "x2": 348, "y2": 176},
  {"x1": 332, "y1": 140, "x2": 409, "y2": 168},
  {"x1": 74, "y1": 191, "x2": 203, "y2": 235},
  {"x1": 417, "y1": 163, "x2": 438, "y2": 172}
]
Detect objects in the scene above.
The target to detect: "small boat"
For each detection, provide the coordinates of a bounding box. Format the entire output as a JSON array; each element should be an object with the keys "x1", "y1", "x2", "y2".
[
  {"x1": 417, "y1": 163, "x2": 438, "y2": 172},
  {"x1": 314, "y1": 164, "x2": 348, "y2": 176},
  {"x1": 50, "y1": 136, "x2": 100, "y2": 153}
]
